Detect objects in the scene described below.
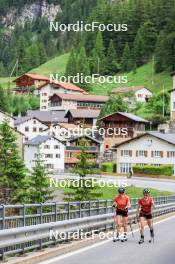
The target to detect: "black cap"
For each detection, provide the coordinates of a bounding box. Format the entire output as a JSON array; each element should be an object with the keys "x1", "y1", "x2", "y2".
[
  {"x1": 143, "y1": 188, "x2": 150, "y2": 194},
  {"x1": 118, "y1": 187, "x2": 125, "y2": 193}
]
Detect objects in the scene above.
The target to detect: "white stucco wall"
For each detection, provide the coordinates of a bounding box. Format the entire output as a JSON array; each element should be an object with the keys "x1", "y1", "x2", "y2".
[
  {"x1": 116, "y1": 134, "x2": 175, "y2": 174},
  {"x1": 40, "y1": 83, "x2": 83, "y2": 111},
  {"x1": 135, "y1": 88, "x2": 152, "y2": 102},
  {"x1": 24, "y1": 137, "x2": 65, "y2": 171},
  {"x1": 15, "y1": 118, "x2": 48, "y2": 141},
  {"x1": 170, "y1": 89, "x2": 175, "y2": 120}
]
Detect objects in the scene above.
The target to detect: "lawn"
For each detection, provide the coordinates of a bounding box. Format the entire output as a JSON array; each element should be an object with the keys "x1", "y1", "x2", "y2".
[
  {"x1": 0, "y1": 53, "x2": 172, "y2": 96},
  {"x1": 58, "y1": 180, "x2": 173, "y2": 200}
]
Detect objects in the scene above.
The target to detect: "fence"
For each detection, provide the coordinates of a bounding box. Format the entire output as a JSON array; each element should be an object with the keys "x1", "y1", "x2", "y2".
[
  {"x1": 0, "y1": 196, "x2": 175, "y2": 230},
  {"x1": 0, "y1": 201, "x2": 175, "y2": 261}
]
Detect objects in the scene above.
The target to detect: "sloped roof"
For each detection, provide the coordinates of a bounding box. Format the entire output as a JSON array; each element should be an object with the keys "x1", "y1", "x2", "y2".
[
  {"x1": 27, "y1": 110, "x2": 68, "y2": 123},
  {"x1": 49, "y1": 93, "x2": 109, "y2": 102},
  {"x1": 38, "y1": 80, "x2": 88, "y2": 94},
  {"x1": 111, "y1": 86, "x2": 152, "y2": 94},
  {"x1": 25, "y1": 135, "x2": 64, "y2": 146},
  {"x1": 14, "y1": 116, "x2": 47, "y2": 126},
  {"x1": 13, "y1": 73, "x2": 49, "y2": 82},
  {"x1": 67, "y1": 134, "x2": 102, "y2": 144},
  {"x1": 0, "y1": 109, "x2": 15, "y2": 120},
  {"x1": 65, "y1": 109, "x2": 101, "y2": 118},
  {"x1": 115, "y1": 131, "x2": 175, "y2": 147},
  {"x1": 99, "y1": 112, "x2": 149, "y2": 123}
]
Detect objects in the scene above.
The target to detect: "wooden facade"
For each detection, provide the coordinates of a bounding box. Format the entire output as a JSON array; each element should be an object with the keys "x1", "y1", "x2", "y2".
[{"x1": 101, "y1": 112, "x2": 148, "y2": 150}]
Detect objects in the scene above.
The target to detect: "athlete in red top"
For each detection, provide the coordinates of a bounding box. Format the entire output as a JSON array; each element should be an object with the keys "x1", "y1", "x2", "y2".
[
  {"x1": 113, "y1": 187, "x2": 131, "y2": 241},
  {"x1": 136, "y1": 189, "x2": 155, "y2": 244}
]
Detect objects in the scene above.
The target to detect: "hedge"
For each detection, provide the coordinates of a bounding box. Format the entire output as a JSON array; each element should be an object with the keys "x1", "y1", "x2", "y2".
[
  {"x1": 101, "y1": 162, "x2": 116, "y2": 173},
  {"x1": 133, "y1": 165, "x2": 173, "y2": 176}
]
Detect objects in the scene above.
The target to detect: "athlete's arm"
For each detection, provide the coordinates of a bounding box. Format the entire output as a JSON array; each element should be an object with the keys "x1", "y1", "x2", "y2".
[
  {"x1": 136, "y1": 203, "x2": 140, "y2": 219},
  {"x1": 127, "y1": 197, "x2": 131, "y2": 209}
]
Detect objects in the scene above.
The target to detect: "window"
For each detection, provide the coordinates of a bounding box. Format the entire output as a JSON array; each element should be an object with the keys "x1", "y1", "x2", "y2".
[
  {"x1": 25, "y1": 127, "x2": 29, "y2": 132},
  {"x1": 46, "y1": 164, "x2": 54, "y2": 169},
  {"x1": 42, "y1": 106, "x2": 46, "y2": 109},
  {"x1": 136, "y1": 150, "x2": 147, "y2": 157},
  {"x1": 56, "y1": 154, "x2": 61, "y2": 158},
  {"x1": 121, "y1": 150, "x2": 132, "y2": 157},
  {"x1": 173, "y1": 102, "x2": 175, "y2": 110},
  {"x1": 39, "y1": 128, "x2": 43, "y2": 132},
  {"x1": 44, "y1": 145, "x2": 50, "y2": 149},
  {"x1": 167, "y1": 151, "x2": 175, "y2": 158},
  {"x1": 33, "y1": 127, "x2": 37, "y2": 132},
  {"x1": 120, "y1": 163, "x2": 132, "y2": 173},
  {"x1": 66, "y1": 152, "x2": 72, "y2": 158},
  {"x1": 42, "y1": 93, "x2": 47, "y2": 96},
  {"x1": 33, "y1": 120, "x2": 36, "y2": 124},
  {"x1": 151, "y1": 151, "x2": 163, "y2": 158},
  {"x1": 45, "y1": 154, "x2": 53, "y2": 158},
  {"x1": 54, "y1": 145, "x2": 60, "y2": 149},
  {"x1": 42, "y1": 100, "x2": 47, "y2": 103},
  {"x1": 25, "y1": 137, "x2": 28, "y2": 141}
]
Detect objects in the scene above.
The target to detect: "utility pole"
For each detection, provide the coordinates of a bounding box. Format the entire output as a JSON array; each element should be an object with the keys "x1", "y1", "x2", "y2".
[
  {"x1": 151, "y1": 55, "x2": 155, "y2": 85},
  {"x1": 162, "y1": 84, "x2": 165, "y2": 118},
  {"x1": 8, "y1": 59, "x2": 18, "y2": 89}
]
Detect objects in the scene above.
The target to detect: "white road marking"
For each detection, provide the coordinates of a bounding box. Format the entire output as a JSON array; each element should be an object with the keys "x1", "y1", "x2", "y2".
[{"x1": 39, "y1": 215, "x2": 175, "y2": 264}]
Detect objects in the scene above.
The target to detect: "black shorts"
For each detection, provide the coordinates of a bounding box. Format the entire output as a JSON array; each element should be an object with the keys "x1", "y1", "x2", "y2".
[
  {"x1": 116, "y1": 209, "x2": 128, "y2": 217},
  {"x1": 139, "y1": 212, "x2": 152, "y2": 219}
]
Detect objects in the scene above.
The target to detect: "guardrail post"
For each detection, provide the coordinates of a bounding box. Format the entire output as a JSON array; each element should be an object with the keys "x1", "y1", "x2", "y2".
[
  {"x1": 105, "y1": 200, "x2": 108, "y2": 214},
  {"x1": 39, "y1": 204, "x2": 43, "y2": 249},
  {"x1": 67, "y1": 202, "x2": 70, "y2": 220},
  {"x1": 97, "y1": 200, "x2": 100, "y2": 215},
  {"x1": 0, "y1": 205, "x2": 4, "y2": 230},
  {"x1": 79, "y1": 201, "x2": 81, "y2": 218},
  {"x1": 89, "y1": 201, "x2": 91, "y2": 217},
  {"x1": 54, "y1": 202, "x2": 57, "y2": 222},
  {"x1": 0, "y1": 205, "x2": 5, "y2": 260}
]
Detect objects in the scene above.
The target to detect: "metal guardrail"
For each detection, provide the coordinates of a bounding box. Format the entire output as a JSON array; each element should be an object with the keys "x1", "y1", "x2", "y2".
[
  {"x1": 0, "y1": 196, "x2": 175, "y2": 230},
  {"x1": 0, "y1": 202, "x2": 175, "y2": 261}
]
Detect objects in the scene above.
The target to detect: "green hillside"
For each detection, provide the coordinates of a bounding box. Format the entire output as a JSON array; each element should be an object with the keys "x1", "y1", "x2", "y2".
[
  {"x1": 0, "y1": 53, "x2": 172, "y2": 95},
  {"x1": 30, "y1": 53, "x2": 70, "y2": 77}
]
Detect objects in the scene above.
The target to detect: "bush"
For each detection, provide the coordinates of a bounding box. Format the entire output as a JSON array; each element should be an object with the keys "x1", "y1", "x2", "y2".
[
  {"x1": 133, "y1": 165, "x2": 173, "y2": 176},
  {"x1": 101, "y1": 162, "x2": 116, "y2": 173}
]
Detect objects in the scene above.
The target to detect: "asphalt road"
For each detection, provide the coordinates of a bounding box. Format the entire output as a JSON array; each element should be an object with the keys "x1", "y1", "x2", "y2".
[
  {"x1": 52, "y1": 174, "x2": 175, "y2": 192},
  {"x1": 40, "y1": 216, "x2": 175, "y2": 264}
]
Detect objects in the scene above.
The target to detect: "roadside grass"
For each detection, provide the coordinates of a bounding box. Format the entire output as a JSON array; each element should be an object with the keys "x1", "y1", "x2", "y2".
[{"x1": 57, "y1": 180, "x2": 173, "y2": 200}]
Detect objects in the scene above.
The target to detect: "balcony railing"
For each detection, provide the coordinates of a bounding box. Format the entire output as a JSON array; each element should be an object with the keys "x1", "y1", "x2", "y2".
[{"x1": 66, "y1": 146, "x2": 99, "y2": 152}]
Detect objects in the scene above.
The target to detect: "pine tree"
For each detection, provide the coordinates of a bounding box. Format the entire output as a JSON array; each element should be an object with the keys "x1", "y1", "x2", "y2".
[
  {"x1": 132, "y1": 30, "x2": 145, "y2": 67},
  {"x1": 76, "y1": 46, "x2": 90, "y2": 90},
  {"x1": 0, "y1": 62, "x2": 6, "y2": 76},
  {"x1": 106, "y1": 40, "x2": 119, "y2": 75},
  {"x1": 64, "y1": 138, "x2": 102, "y2": 201},
  {"x1": 91, "y1": 31, "x2": 106, "y2": 75},
  {"x1": 121, "y1": 43, "x2": 132, "y2": 72},
  {"x1": 139, "y1": 21, "x2": 157, "y2": 59},
  {"x1": 0, "y1": 119, "x2": 28, "y2": 203},
  {"x1": 28, "y1": 151, "x2": 53, "y2": 203},
  {"x1": 65, "y1": 48, "x2": 78, "y2": 78},
  {"x1": 38, "y1": 42, "x2": 47, "y2": 65}
]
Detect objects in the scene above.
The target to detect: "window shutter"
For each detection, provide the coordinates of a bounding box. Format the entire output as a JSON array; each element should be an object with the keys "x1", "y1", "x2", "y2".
[
  {"x1": 136, "y1": 150, "x2": 138, "y2": 157},
  {"x1": 130, "y1": 150, "x2": 132, "y2": 157},
  {"x1": 121, "y1": 150, "x2": 123, "y2": 156},
  {"x1": 151, "y1": 151, "x2": 154, "y2": 157},
  {"x1": 161, "y1": 151, "x2": 163, "y2": 158},
  {"x1": 167, "y1": 151, "x2": 169, "y2": 158},
  {"x1": 144, "y1": 151, "x2": 147, "y2": 157}
]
